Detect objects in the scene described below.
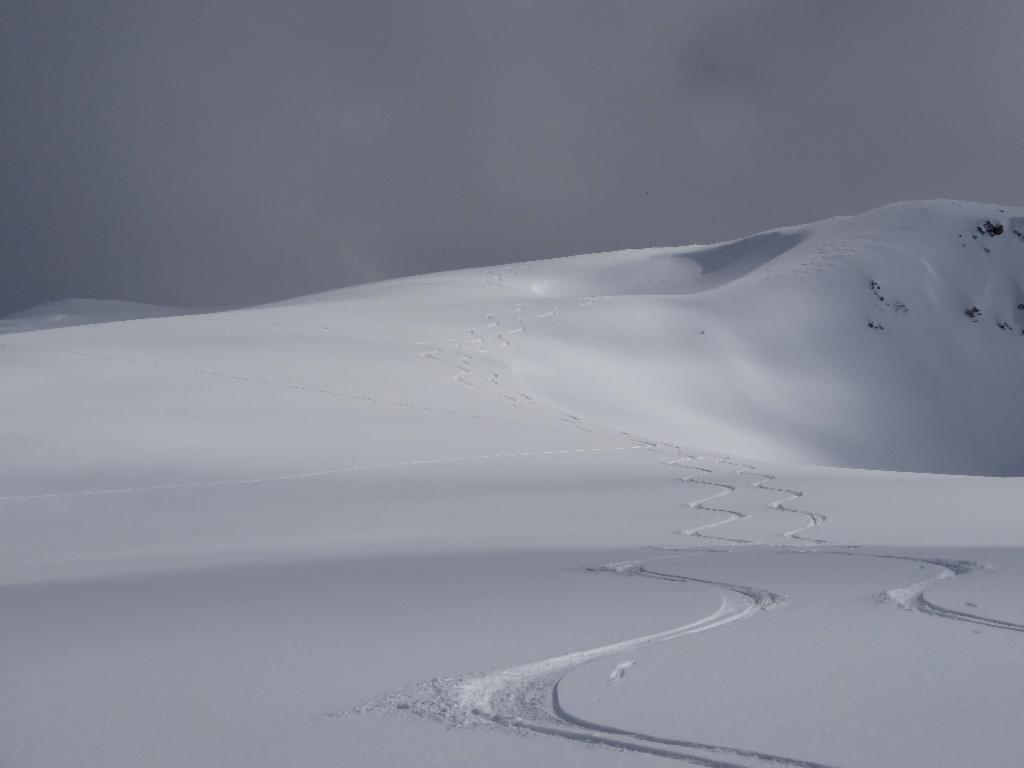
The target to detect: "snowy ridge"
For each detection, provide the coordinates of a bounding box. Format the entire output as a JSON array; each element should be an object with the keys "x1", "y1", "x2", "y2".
[{"x1": 483, "y1": 200, "x2": 1024, "y2": 475}]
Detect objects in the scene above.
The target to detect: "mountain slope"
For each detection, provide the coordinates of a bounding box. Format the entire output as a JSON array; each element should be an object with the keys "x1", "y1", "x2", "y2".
[
  {"x1": 5, "y1": 200, "x2": 1022, "y2": 474},
  {"x1": 482, "y1": 200, "x2": 1024, "y2": 475},
  {"x1": 0, "y1": 298, "x2": 189, "y2": 335},
  {"x1": 3, "y1": 200, "x2": 1024, "y2": 768}
]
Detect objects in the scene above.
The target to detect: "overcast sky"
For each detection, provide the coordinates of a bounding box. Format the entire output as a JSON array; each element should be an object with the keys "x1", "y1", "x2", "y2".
[{"x1": 2, "y1": 1, "x2": 1022, "y2": 314}]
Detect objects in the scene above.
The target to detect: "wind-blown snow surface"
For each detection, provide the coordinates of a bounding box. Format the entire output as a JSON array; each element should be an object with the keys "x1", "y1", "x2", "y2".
[{"x1": 2, "y1": 200, "x2": 1023, "y2": 767}]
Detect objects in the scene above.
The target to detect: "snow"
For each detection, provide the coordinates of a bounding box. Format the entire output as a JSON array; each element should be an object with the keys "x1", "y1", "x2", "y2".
[
  {"x1": 501, "y1": 200, "x2": 1024, "y2": 475},
  {"x1": 0, "y1": 298, "x2": 192, "y2": 335},
  {"x1": 2, "y1": 200, "x2": 1022, "y2": 767}
]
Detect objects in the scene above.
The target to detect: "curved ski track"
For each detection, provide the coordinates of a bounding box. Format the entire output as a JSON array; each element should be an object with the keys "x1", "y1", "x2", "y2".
[
  {"x1": 867, "y1": 553, "x2": 1024, "y2": 633},
  {"x1": 362, "y1": 555, "x2": 813, "y2": 767}
]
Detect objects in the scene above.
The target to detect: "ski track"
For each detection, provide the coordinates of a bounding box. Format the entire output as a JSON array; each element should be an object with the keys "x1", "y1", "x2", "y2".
[
  {"x1": 865, "y1": 553, "x2": 1024, "y2": 632},
  {"x1": 711, "y1": 460, "x2": 834, "y2": 546},
  {"x1": 663, "y1": 457, "x2": 831, "y2": 548},
  {"x1": 360, "y1": 553, "x2": 809, "y2": 767},
  {"x1": 378, "y1": 268, "x2": 1024, "y2": 764},
  {"x1": 666, "y1": 460, "x2": 755, "y2": 545}
]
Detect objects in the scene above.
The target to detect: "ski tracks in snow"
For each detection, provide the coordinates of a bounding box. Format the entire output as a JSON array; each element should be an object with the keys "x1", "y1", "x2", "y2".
[
  {"x1": 663, "y1": 457, "x2": 830, "y2": 547},
  {"x1": 359, "y1": 552, "x2": 819, "y2": 768},
  {"x1": 868, "y1": 554, "x2": 1024, "y2": 633},
  {"x1": 417, "y1": 282, "x2": 534, "y2": 408},
  {"x1": 366, "y1": 268, "x2": 1024, "y2": 765},
  {"x1": 670, "y1": 456, "x2": 1023, "y2": 634}
]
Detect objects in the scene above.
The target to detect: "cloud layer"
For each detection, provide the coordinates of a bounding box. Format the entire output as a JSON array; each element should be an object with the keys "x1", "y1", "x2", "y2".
[{"x1": 3, "y1": 0, "x2": 1022, "y2": 312}]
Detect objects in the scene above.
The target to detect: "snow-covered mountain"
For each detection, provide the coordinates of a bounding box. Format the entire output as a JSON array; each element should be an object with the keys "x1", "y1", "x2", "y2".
[
  {"x1": 8, "y1": 200, "x2": 1021, "y2": 475},
  {"x1": 3, "y1": 200, "x2": 1023, "y2": 768},
  {"x1": 483, "y1": 199, "x2": 1024, "y2": 475},
  {"x1": 233, "y1": 198, "x2": 1021, "y2": 475}
]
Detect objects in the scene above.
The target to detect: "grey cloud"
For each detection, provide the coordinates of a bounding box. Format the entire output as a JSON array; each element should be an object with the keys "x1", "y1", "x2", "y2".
[{"x1": 2, "y1": 0, "x2": 1022, "y2": 314}]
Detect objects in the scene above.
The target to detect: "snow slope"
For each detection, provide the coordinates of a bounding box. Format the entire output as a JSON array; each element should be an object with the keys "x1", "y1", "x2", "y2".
[
  {"x1": 0, "y1": 298, "x2": 191, "y2": 335},
  {"x1": 2, "y1": 200, "x2": 1022, "y2": 768},
  {"x1": 492, "y1": 200, "x2": 1024, "y2": 475}
]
